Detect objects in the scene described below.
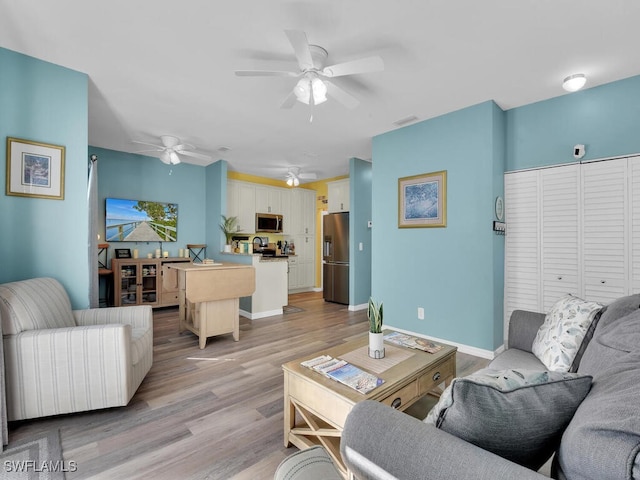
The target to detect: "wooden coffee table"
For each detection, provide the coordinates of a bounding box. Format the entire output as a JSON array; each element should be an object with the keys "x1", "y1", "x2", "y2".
[{"x1": 282, "y1": 332, "x2": 457, "y2": 477}]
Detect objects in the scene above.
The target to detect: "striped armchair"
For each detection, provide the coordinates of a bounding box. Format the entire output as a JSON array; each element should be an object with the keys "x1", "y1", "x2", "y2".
[{"x1": 0, "y1": 277, "x2": 153, "y2": 421}]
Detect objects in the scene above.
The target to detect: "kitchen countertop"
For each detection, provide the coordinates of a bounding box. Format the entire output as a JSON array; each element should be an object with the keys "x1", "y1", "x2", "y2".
[{"x1": 219, "y1": 252, "x2": 292, "y2": 261}]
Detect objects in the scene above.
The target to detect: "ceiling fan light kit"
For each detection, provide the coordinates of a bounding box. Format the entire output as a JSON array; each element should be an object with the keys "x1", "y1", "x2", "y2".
[
  {"x1": 294, "y1": 73, "x2": 328, "y2": 105},
  {"x1": 284, "y1": 166, "x2": 315, "y2": 187},
  {"x1": 235, "y1": 29, "x2": 383, "y2": 110}
]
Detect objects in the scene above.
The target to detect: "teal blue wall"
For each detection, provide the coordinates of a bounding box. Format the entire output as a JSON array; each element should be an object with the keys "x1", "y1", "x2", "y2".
[
  {"x1": 372, "y1": 101, "x2": 505, "y2": 351},
  {"x1": 0, "y1": 48, "x2": 89, "y2": 308},
  {"x1": 95, "y1": 147, "x2": 209, "y2": 262},
  {"x1": 205, "y1": 160, "x2": 228, "y2": 261},
  {"x1": 506, "y1": 75, "x2": 640, "y2": 171},
  {"x1": 491, "y1": 103, "x2": 506, "y2": 347},
  {"x1": 349, "y1": 158, "x2": 372, "y2": 306}
]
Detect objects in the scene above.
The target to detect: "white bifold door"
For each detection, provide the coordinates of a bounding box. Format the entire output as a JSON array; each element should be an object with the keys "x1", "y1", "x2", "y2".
[{"x1": 504, "y1": 156, "x2": 640, "y2": 341}]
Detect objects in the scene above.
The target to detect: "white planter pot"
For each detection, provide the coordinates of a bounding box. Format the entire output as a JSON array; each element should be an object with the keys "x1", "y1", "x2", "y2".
[
  {"x1": 224, "y1": 244, "x2": 232, "y2": 253},
  {"x1": 368, "y1": 332, "x2": 385, "y2": 359}
]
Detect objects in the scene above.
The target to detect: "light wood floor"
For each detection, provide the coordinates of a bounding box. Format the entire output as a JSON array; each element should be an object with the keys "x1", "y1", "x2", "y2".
[{"x1": 7, "y1": 291, "x2": 489, "y2": 479}]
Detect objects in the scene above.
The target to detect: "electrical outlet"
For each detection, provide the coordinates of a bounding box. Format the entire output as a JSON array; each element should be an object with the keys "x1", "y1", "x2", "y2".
[{"x1": 418, "y1": 307, "x2": 425, "y2": 320}]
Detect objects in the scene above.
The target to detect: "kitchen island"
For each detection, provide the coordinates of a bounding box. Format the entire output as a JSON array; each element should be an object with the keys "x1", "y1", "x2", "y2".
[
  {"x1": 169, "y1": 262, "x2": 255, "y2": 349},
  {"x1": 219, "y1": 252, "x2": 288, "y2": 319}
]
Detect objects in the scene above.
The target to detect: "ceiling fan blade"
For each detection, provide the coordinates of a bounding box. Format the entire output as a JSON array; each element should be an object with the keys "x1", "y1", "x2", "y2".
[
  {"x1": 178, "y1": 150, "x2": 212, "y2": 161},
  {"x1": 284, "y1": 30, "x2": 314, "y2": 70},
  {"x1": 299, "y1": 172, "x2": 318, "y2": 179},
  {"x1": 280, "y1": 91, "x2": 298, "y2": 109},
  {"x1": 132, "y1": 140, "x2": 164, "y2": 149},
  {"x1": 235, "y1": 70, "x2": 299, "y2": 77},
  {"x1": 174, "y1": 143, "x2": 195, "y2": 152},
  {"x1": 322, "y1": 55, "x2": 384, "y2": 78},
  {"x1": 135, "y1": 148, "x2": 164, "y2": 154},
  {"x1": 325, "y1": 81, "x2": 359, "y2": 109}
]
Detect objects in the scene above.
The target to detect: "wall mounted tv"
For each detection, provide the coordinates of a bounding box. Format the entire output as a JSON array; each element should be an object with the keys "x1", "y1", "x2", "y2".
[{"x1": 106, "y1": 198, "x2": 178, "y2": 242}]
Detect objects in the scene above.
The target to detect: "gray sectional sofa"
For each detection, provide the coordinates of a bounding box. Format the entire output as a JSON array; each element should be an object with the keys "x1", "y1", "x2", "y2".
[{"x1": 275, "y1": 294, "x2": 640, "y2": 479}]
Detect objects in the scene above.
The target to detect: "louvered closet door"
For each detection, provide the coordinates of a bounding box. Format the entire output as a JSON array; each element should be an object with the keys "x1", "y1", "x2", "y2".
[
  {"x1": 582, "y1": 158, "x2": 628, "y2": 304},
  {"x1": 540, "y1": 165, "x2": 580, "y2": 311},
  {"x1": 504, "y1": 170, "x2": 540, "y2": 336},
  {"x1": 630, "y1": 156, "x2": 640, "y2": 293}
]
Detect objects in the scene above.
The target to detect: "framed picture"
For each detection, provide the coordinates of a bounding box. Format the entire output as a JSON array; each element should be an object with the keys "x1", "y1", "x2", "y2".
[
  {"x1": 115, "y1": 248, "x2": 132, "y2": 259},
  {"x1": 6, "y1": 137, "x2": 66, "y2": 200},
  {"x1": 398, "y1": 170, "x2": 447, "y2": 228}
]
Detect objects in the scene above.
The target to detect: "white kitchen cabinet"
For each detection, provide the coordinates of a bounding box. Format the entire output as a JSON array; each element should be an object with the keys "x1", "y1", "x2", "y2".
[
  {"x1": 290, "y1": 188, "x2": 316, "y2": 235},
  {"x1": 237, "y1": 182, "x2": 257, "y2": 233},
  {"x1": 504, "y1": 156, "x2": 640, "y2": 338},
  {"x1": 281, "y1": 189, "x2": 291, "y2": 235},
  {"x1": 327, "y1": 179, "x2": 350, "y2": 213},
  {"x1": 287, "y1": 256, "x2": 299, "y2": 289},
  {"x1": 255, "y1": 185, "x2": 282, "y2": 214},
  {"x1": 227, "y1": 180, "x2": 255, "y2": 233},
  {"x1": 289, "y1": 234, "x2": 315, "y2": 291},
  {"x1": 300, "y1": 188, "x2": 316, "y2": 235}
]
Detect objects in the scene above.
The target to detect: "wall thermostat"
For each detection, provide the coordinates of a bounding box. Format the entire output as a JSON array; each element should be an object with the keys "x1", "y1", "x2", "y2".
[{"x1": 573, "y1": 144, "x2": 586, "y2": 159}]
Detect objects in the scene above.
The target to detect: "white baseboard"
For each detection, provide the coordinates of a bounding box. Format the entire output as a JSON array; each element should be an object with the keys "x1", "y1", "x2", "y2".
[
  {"x1": 239, "y1": 308, "x2": 283, "y2": 320},
  {"x1": 348, "y1": 303, "x2": 368, "y2": 312},
  {"x1": 384, "y1": 325, "x2": 496, "y2": 360}
]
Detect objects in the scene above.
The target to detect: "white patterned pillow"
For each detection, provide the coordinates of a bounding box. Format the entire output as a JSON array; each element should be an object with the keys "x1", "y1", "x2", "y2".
[{"x1": 532, "y1": 295, "x2": 603, "y2": 372}]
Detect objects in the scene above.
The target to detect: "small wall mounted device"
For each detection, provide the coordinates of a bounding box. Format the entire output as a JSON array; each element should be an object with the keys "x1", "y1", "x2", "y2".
[{"x1": 574, "y1": 144, "x2": 586, "y2": 159}]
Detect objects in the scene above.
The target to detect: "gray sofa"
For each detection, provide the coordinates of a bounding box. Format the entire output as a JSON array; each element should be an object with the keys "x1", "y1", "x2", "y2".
[{"x1": 275, "y1": 294, "x2": 640, "y2": 479}]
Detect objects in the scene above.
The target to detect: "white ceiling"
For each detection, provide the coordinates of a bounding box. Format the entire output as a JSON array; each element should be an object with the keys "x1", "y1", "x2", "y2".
[{"x1": 2, "y1": 1, "x2": 640, "y2": 182}]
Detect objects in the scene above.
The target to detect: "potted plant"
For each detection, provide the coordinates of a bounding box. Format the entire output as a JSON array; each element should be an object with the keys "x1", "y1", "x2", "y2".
[
  {"x1": 367, "y1": 297, "x2": 384, "y2": 358},
  {"x1": 219, "y1": 215, "x2": 238, "y2": 253}
]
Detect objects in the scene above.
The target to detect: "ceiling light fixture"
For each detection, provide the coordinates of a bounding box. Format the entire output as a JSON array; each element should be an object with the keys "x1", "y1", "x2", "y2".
[
  {"x1": 168, "y1": 150, "x2": 181, "y2": 165},
  {"x1": 562, "y1": 73, "x2": 587, "y2": 92},
  {"x1": 286, "y1": 168, "x2": 301, "y2": 187},
  {"x1": 294, "y1": 73, "x2": 327, "y2": 106}
]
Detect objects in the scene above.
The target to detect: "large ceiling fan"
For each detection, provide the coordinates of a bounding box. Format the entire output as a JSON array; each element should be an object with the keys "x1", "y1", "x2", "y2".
[
  {"x1": 235, "y1": 30, "x2": 384, "y2": 109},
  {"x1": 132, "y1": 135, "x2": 212, "y2": 165}
]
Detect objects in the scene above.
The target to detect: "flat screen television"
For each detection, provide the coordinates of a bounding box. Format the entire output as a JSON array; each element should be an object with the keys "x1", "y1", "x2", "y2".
[{"x1": 105, "y1": 198, "x2": 178, "y2": 242}]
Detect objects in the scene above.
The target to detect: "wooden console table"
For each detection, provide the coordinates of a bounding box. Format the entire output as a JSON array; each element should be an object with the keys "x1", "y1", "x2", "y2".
[
  {"x1": 169, "y1": 263, "x2": 255, "y2": 349},
  {"x1": 282, "y1": 334, "x2": 457, "y2": 477}
]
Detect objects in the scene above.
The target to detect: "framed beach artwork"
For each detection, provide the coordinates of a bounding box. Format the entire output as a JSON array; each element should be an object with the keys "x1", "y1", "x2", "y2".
[
  {"x1": 6, "y1": 137, "x2": 66, "y2": 200},
  {"x1": 398, "y1": 170, "x2": 447, "y2": 228}
]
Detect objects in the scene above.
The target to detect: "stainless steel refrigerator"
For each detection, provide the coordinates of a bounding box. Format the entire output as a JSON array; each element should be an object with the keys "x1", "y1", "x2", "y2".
[{"x1": 323, "y1": 212, "x2": 349, "y2": 304}]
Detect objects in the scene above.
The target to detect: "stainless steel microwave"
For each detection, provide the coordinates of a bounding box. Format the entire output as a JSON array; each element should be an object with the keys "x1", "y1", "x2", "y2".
[{"x1": 256, "y1": 213, "x2": 283, "y2": 233}]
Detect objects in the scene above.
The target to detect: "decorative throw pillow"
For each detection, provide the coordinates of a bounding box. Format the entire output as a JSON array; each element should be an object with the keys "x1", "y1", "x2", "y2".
[
  {"x1": 532, "y1": 294, "x2": 603, "y2": 372},
  {"x1": 424, "y1": 368, "x2": 592, "y2": 470}
]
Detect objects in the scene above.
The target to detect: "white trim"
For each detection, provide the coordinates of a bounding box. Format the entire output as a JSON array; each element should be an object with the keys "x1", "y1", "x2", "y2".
[
  {"x1": 384, "y1": 325, "x2": 496, "y2": 360},
  {"x1": 348, "y1": 303, "x2": 368, "y2": 312},
  {"x1": 239, "y1": 308, "x2": 283, "y2": 320},
  {"x1": 505, "y1": 152, "x2": 640, "y2": 175}
]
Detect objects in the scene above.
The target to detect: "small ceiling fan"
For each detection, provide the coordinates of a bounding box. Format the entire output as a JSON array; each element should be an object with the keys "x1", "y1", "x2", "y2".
[
  {"x1": 285, "y1": 167, "x2": 317, "y2": 186},
  {"x1": 235, "y1": 30, "x2": 384, "y2": 109},
  {"x1": 132, "y1": 135, "x2": 212, "y2": 165}
]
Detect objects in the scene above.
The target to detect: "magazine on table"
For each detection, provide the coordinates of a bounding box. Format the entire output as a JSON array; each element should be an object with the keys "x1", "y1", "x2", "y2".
[
  {"x1": 384, "y1": 331, "x2": 443, "y2": 354},
  {"x1": 300, "y1": 355, "x2": 384, "y2": 394}
]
